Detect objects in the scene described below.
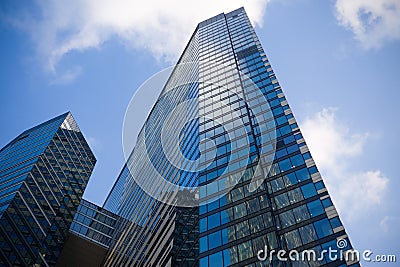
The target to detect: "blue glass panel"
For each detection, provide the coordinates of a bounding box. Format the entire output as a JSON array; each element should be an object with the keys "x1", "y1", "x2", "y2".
[
  {"x1": 322, "y1": 198, "x2": 333, "y2": 208},
  {"x1": 209, "y1": 251, "x2": 223, "y2": 267},
  {"x1": 296, "y1": 168, "x2": 311, "y2": 182},
  {"x1": 200, "y1": 236, "x2": 208, "y2": 253},
  {"x1": 301, "y1": 183, "x2": 317, "y2": 199},
  {"x1": 314, "y1": 219, "x2": 333, "y2": 238},
  {"x1": 209, "y1": 230, "x2": 222, "y2": 249},
  {"x1": 307, "y1": 200, "x2": 325, "y2": 217},
  {"x1": 330, "y1": 217, "x2": 342, "y2": 229}
]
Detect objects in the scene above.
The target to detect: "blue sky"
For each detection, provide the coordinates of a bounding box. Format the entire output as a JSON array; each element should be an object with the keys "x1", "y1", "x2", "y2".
[{"x1": 0, "y1": 0, "x2": 399, "y2": 265}]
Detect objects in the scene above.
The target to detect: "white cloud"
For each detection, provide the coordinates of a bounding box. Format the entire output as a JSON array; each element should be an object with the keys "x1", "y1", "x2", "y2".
[
  {"x1": 10, "y1": 0, "x2": 270, "y2": 74},
  {"x1": 301, "y1": 108, "x2": 389, "y2": 221},
  {"x1": 335, "y1": 0, "x2": 400, "y2": 49},
  {"x1": 380, "y1": 215, "x2": 400, "y2": 233},
  {"x1": 49, "y1": 66, "x2": 82, "y2": 85}
]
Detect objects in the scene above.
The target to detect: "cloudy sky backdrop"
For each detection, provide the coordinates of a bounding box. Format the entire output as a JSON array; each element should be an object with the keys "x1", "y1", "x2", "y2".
[{"x1": 1, "y1": 0, "x2": 399, "y2": 265}]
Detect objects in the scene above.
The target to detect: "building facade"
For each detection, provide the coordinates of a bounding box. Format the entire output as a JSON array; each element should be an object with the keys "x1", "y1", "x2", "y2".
[
  {"x1": 0, "y1": 112, "x2": 96, "y2": 266},
  {"x1": 103, "y1": 7, "x2": 359, "y2": 267}
]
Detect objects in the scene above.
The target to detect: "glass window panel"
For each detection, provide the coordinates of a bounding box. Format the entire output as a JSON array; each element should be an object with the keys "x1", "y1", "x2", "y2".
[
  {"x1": 249, "y1": 215, "x2": 264, "y2": 234},
  {"x1": 307, "y1": 200, "x2": 325, "y2": 217},
  {"x1": 267, "y1": 232, "x2": 278, "y2": 249},
  {"x1": 209, "y1": 230, "x2": 222, "y2": 249},
  {"x1": 296, "y1": 168, "x2": 311, "y2": 182},
  {"x1": 270, "y1": 177, "x2": 284, "y2": 193},
  {"x1": 279, "y1": 210, "x2": 296, "y2": 228},
  {"x1": 321, "y1": 198, "x2": 333, "y2": 208},
  {"x1": 238, "y1": 240, "x2": 253, "y2": 261},
  {"x1": 233, "y1": 202, "x2": 247, "y2": 219},
  {"x1": 301, "y1": 183, "x2": 317, "y2": 199},
  {"x1": 284, "y1": 230, "x2": 302, "y2": 250},
  {"x1": 293, "y1": 205, "x2": 310, "y2": 223},
  {"x1": 282, "y1": 172, "x2": 297, "y2": 187},
  {"x1": 278, "y1": 158, "x2": 291, "y2": 172},
  {"x1": 275, "y1": 193, "x2": 290, "y2": 209},
  {"x1": 200, "y1": 236, "x2": 208, "y2": 253},
  {"x1": 209, "y1": 251, "x2": 223, "y2": 267},
  {"x1": 262, "y1": 212, "x2": 274, "y2": 228},
  {"x1": 259, "y1": 194, "x2": 269, "y2": 209},
  {"x1": 287, "y1": 188, "x2": 304, "y2": 204},
  {"x1": 200, "y1": 218, "x2": 207, "y2": 232},
  {"x1": 329, "y1": 217, "x2": 342, "y2": 229},
  {"x1": 314, "y1": 181, "x2": 325, "y2": 191},
  {"x1": 208, "y1": 213, "x2": 221, "y2": 229},
  {"x1": 299, "y1": 224, "x2": 318, "y2": 244},
  {"x1": 247, "y1": 198, "x2": 260, "y2": 213},
  {"x1": 314, "y1": 219, "x2": 333, "y2": 238},
  {"x1": 235, "y1": 220, "x2": 250, "y2": 239},
  {"x1": 252, "y1": 235, "x2": 267, "y2": 255},
  {"x1": 200, "y1": 256, "x2": 208, "y2": 267},
  {"x1": 224, "y1": 246, "x2": 238, "y2": 265}
]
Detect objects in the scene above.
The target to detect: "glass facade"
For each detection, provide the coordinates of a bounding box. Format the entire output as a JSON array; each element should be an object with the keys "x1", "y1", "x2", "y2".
[
  {"x1": 70, "y1": 199, "x2": 118, "y2": 248},
  {"x1": 0, "y1": 112, "x2": 96, "y2": 266},
  {"x1": 103, "y1": 7, "x2": 359, "y2": 267}
]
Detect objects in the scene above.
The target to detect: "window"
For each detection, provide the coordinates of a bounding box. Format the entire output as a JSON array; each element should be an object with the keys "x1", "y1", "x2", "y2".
[
  {"x1": 233, "y1": 202, "x2": 247, "y2": 219},
  {"x1": 296, "y1": 168, "x2": 310, "y2": 182},
  {"x1": 238, "y1": 240, "x2": 253, "y2": 261},
  {"x1": 322, "y1": 197, "x2": 333, "y2": 208},
  {"x1": 223, "y1": 246, "x2": 238, "y2": 265},
  {"x1": 282, "y1": 172, "x2": 297, "y2": 187},
  {"x1": 270, "y1": 177, "x2": 284, "y2": 192},
  {"x1": 209, "y1": 251, "x2": 223, "y2": 267},
  {"x1": 200, "y1": 218, "x2": 207, "y2": 232},
  {"x1": 292, "y1": 205, "x2": 310, "y2": 223},
  {"x1": 314, "y1": 219, "x2": 333, "y2": 238},
  {"x1": 235, "y1": 221, "x2": 250, "y2": 239},
  {"x1": 284, "y1": 230, "x2": 302, "y2": 249},
  {"x1": 200, "y1": 256, "x2": 208, "y2": 267},
  {"x1": 220, "y1": 209, "x2": 230, "y2": 225},
  {"x1": 315, "y1": 181, "x2": 325, "y2": 191},
  {"x1": 249, "y1": 215, "x2": 264, "y2": 233},
  {"x1": 330, "y1": 217, "x2": 342, "y2": 229},
  {"x1": 278, "y1": 158, "x2": 291, "y2": 172},
  {"x1": 290, "y1": 154, "x2": 304, "y2": 167},
  {"x1": 200, "y1": 236, "x2": 208, "y2": 253},
  {"x1": 209, "y1": 231, "x2": 222, "y2": 249},
  {"x1": 287, "y1": 188, "x2": 304, "y2": 204},
  {"x1": 301, "y1": 183, "x2": 317, "y2": 199},
  {"x1": 299, "y1": 224, "x2": 318, "y2": 244},
  {"x1": 275, "y1": 193, "x2": 290, "y2": 209},
  {"x1": 208, "y1": 213, "x2": 221, "y2": 229},
  {"x1": 307, "y1": 200, "x2": 325, "y2": 217},
  {"x1": 247, "y1": 198, "x2": 260, "y2": 213},
  {"x1": 280, "y1": 210, "x2": 296, "y2": 228}
]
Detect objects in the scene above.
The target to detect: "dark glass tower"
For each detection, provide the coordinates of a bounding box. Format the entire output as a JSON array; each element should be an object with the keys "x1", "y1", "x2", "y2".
[
  {"x1": 0, "y1": 112, "x2": 96, "y2": 266},
  {"x1": 103, "y1": 7, "x2": 359, "y2": 267}
]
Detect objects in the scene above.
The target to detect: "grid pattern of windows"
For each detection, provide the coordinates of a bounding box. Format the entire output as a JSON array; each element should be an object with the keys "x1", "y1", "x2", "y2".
[
  {"x1": 0, "y1": 112, "x2": 96, "y2": 266},
  {"x1": 70, "y1": 199, "x2": 118, "y2": 248},
  {"x1": 104, "y1": 7, "x2": 359, "y2": 267}
]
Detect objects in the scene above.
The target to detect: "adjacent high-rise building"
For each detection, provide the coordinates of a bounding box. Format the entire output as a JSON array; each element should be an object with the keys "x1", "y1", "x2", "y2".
[
  {"x1": 0, "y1": 112, "x2": 96, "y2": 266},
  {"x1": 103, "y1": 7, "x2": 359, "y2": 267}
]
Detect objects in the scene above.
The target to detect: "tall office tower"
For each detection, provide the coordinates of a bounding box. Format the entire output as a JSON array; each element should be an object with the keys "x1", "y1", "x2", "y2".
[
  {"x1": 104, "y1": 7, "x2": 359, "y2": 267},
  {"x1": 0, "y1": 112, "x2": 96, "y2": 266}
]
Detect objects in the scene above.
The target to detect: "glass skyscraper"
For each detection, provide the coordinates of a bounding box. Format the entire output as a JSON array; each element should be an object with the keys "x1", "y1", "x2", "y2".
[
  {"x1": 0, "y1": 112, "x2": 96, "y2": 266},
  {"x1": 103, "y1": 7, "x2": 359, "y2": 267}
]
